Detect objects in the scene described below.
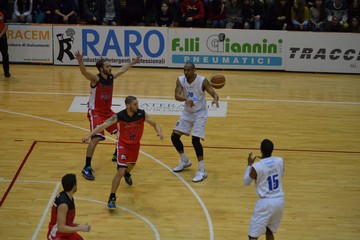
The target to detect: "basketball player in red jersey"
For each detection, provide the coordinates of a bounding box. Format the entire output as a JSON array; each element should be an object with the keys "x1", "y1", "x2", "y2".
[
  {"x1": 47, "y1": 173, "x2": 91, "y2": 239},
  {"x1": 75, "y1": 51, "x2": 141, "y2": 181},
  {"x1": 82, "y1": 96, "x2": 164, "y2": 209}
]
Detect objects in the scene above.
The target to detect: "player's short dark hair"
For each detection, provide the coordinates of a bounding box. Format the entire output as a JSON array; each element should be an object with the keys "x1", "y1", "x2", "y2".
[
  {"x1": 125, "y1": 96, "x2": 137, "y2": 105},
  {"x1": 184, "y1": 62, "x2": 195, "y2": 69},
  {"x1": 261, "y1": 139, "x2": 274, "y2": 156},
  {"x1": 62, "y1": 173, "x2": 77, "y2": 192},
  {"x1": 96, "y1": 58, "x2": 110, "y2": 71}
]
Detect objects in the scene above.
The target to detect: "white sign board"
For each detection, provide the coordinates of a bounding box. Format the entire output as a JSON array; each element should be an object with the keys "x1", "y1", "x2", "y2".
[
  {"x1": 285, "y1": 32, "x2": 360, "y2": 74},
  {"x1": 5, "y1": 24, "x2": 53, "y2": 63},
  {"x1": 69, "y1": 96, "x2": 228, "y2": 117},
  {"x1": 53, "y1": 26, "x2": 168, "y2": 67},
  {"x1": 168, "y1": 28, "x2": 286, "y2": 70}
]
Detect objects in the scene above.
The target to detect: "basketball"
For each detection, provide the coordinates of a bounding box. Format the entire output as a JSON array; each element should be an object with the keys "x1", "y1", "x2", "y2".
[{"x1": 210, "y1": 74, "x2": 225, "y2": 89}]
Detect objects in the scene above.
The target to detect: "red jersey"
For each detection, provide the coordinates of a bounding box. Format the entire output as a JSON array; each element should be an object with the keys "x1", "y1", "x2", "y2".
[
  {"x1": 88, "y1": 74, "x2": 114, "y2": 115},
  {"x1": 116, "y1": 109, "x2": 145, "y2": 145},
  {"x1": 47, "y1": 191, "x2": 76, "y2": 239},
  {"x1": 0, "y1": 10, "x2": 7, "y2": 32}
]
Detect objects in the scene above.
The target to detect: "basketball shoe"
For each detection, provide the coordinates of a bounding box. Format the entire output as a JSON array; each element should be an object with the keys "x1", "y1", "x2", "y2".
[
  {"x1": 124, "y1": 171, "x2": 133, "y2": 186},
  {"x1": 173, "y1": 159, "x2": 192, "y2": 172},
  {"x1": 112, "y1": 154, "x2": 117, "y2": 162},
  {"x1": 107, "y1": 197, "x2": 116, "y2": 209},
  {"x1": 192, "y1": 171, "x2": 207, "y2": 182},
  {"x1": 82, "y1": 166, "x2": 95, "y2": 180}
]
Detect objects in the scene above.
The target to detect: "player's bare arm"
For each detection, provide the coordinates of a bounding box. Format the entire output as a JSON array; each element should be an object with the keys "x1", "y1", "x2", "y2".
[
  {"x1": 75, "y1": 50, "x2": 98, "y2": 84},
  {"x1": 113, "y1": 55, "x2": 142, "y2": 79},
  {"x1": 175, "y1": 78, "x2": 195, "y2": 107},
  {"x1": 145, "y1": 113, "x2": 164, "y2": 139},
  {"x1": 57, "y1": 204, "x2": 91, "y2": 233},
  {"x1": 82, "y1": 114, "x2": 118, "y2": 143},
  {"x1": 203, "y1": 78, "x2": 219, "y2": 107}
]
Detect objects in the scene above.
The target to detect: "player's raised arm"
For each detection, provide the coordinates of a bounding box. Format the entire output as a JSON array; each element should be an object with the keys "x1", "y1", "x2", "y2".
[
  {"x1": 145, "y1": 113, "x2": 164, "y2": 139},
  {"x1": 74, "y1": 50, "x2": 98, "y2": 83},
  {"x1": 203, "y1": 78, "x2": 219, "y2": 107},
  {"x1": 82, "y1": 114, "x2": 118, "y2": 143},
  {"x1": 113, "y1": 55, "x2": 142, "y2": 79}
]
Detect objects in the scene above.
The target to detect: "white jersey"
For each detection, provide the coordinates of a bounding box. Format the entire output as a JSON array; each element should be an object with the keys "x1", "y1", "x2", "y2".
[
  {"x1": 179, "y1": 74, "x2": 206, "y2": 113},
  {"x1": 252, "y1": 156, "x2": 284, "y2": 198}
]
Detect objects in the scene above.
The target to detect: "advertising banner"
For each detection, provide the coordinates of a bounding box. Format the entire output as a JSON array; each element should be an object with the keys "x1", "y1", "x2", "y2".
[
  {"x1": 53, "y1": 26, "x2": 168, "y2": 66},
  {"x1": 69, "y1": 96, "x2": 228, "y2": 117},
  {"x1": 285, "y1": 32, "x2": 360, "y2": 74},
  {"x1": 168, "y1": 28, "x2": 286, "y2": 70},
  {"x1": 5, "y1": 24, "x2": 53, "y2": 63}
]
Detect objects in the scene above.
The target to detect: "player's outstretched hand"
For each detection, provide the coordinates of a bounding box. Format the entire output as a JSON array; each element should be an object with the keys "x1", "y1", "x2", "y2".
[
  {"x1": 158, "y1": 133, "x2": 164, "y2": 140},
  {"x1": 74, "y1": 50, "x2": 83, "y2": 62},
  {"x1": 80, "y1": 223, "x2": 91, "y2": 232},
  {"x1": 82, "y1": 136, "x2": 90, "y2": 143},
  {"x1": 133, "y1": 55, "x2": 142, "y2": 64}
]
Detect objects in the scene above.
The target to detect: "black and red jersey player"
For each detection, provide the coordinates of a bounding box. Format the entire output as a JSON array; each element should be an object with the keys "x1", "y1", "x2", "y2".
[
  {"x1": 82, "y1": 96, "x2": 164, "y2": 209},
  {"x1": 47, "y1": 174, "x2": 90, "y2": 239},
  {"x1": 75, "y1": 50, "x2": 141, "y2": 181}
]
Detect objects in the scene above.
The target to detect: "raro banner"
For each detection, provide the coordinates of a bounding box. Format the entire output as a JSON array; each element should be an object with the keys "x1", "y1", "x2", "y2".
[{"x1": 53, "y1": 25, "x2": 168, "y2": 66}]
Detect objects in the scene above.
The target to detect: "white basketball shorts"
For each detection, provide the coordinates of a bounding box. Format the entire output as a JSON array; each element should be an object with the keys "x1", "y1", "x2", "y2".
[
  {"x1": 174, "y1": 108, "x2": 208, "y2": 139},
  {"x1": 248, "y1": 197, "x2": 284, "y2": 238}
]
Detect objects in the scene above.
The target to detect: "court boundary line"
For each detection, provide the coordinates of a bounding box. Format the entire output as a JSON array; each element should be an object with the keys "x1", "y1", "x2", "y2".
[
  {"x1": 32, "y1": 182, "x2": 61, "y2": 240},
  {"x1": 1, "y1": 91, "x2": 359, "y2": 105},
  {"x1": 0, "y1": 141, "x2": 37, "y2": 207},
  {"x1": 33, "y1": 140, "x2": 360, "y2": 155}
]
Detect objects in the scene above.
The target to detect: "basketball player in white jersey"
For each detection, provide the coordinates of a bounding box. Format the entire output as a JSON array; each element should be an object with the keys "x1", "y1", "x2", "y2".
[
  {"x1": 243, "y1": 139, "x2": 285, "y2": 240},
  {"x1": 172, "y1": 62, "x2": 219, "y2": 182}
]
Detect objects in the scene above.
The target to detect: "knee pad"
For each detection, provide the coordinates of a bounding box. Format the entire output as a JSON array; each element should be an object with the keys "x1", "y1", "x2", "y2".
[
  {"x1": 171, "y1": 133, "x2": 183, "y2": 152},
  {"x1": 192, "y1": 136, "x2": 203, "y2": 157}
]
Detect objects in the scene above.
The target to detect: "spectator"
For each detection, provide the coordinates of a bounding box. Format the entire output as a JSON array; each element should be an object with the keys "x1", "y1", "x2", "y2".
[
  {"x1": 225, "y1": 0, "x2": 242, "y2": 29},
  {"x1": 207, "y1": 0, "x2": 226, "y2": 28},
  {"x1": 119, "y1": 0, "x2": 145, "y2": 26},
  {"x1": 12, "y1": 0, "x2": 33, "y2": 23},
  {"x1": 100, "y1": 0, "x2": 121, "y2": 26},
  {"x1": 350, "y1": 15, "x2": 360, "y2": 31},
  {"x1": 247, "y1": 0, "x2": 266, "y2": 29},
  {"x1": 145, "y1": 0, "x2": 162, "y2": 26},
  {"x1": 84, "y1": 0, "x2": 101, "y2": 24},
  {"x1": 348, "y1": 0, "x2": 359, "y2": 21},
  {"x1": 325, "y1": 0, "x2": 349, "y2": 31},
  {"x1": 168, "y1": 0, "x2": 181, "y2": 24},
  {"x1": 242, "y1": 0, "x2": 253, "y2": 28},
  {"x1": 267, "y1": 0, "x2": 292, "y2": 30},
  {"x1": 52, "y1": 0, "x2": 78, "y2": 24},
  {"x1": 310, "y1": 0, "x2": 326, "y2": 31},
  {"x1": 291, "y1": 0, "x2": 310, "y2": 30},
  {"x1": 0, "y1": 0, "x2": 9, "y2": 13},
  {"x1": 156, "y1": 0, "x2": 174, "y2": 26},
  {"x1": 32, "y1": 0, "x2": 49, "y2": 23},
  {"x1": 179, "y1": 0, "x2": 206, "y2": 27}
]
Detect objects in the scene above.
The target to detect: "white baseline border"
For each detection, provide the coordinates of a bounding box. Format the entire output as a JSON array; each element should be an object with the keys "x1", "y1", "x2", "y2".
[{"x1": 0, "y1": 91, "x2": 359, "y2": 105}]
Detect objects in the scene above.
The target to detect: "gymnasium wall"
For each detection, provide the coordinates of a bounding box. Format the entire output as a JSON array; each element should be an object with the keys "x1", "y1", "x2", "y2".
[{"x1": 3, "y1": 24, "x2": 360, "y2": 74}]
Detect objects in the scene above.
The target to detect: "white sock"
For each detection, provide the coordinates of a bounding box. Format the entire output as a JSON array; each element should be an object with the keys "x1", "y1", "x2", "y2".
[
  {"x1": 180, "y1": 153, "x2": 188, "y2": 162},
  {"x1": 198, "y1": 160, "x2": 205, "y2": 172}
]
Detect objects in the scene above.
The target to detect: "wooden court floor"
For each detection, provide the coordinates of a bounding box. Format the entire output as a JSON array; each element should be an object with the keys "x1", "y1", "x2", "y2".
[{"x1": 0, "y1": 64, "x2": 360, "y2": 239}]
